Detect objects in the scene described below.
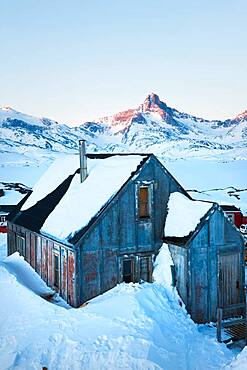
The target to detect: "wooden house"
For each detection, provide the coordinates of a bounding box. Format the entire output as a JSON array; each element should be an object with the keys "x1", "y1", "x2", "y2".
[
  {"x1": 164, "y1": 193, "x2": 245, "y2": 323},
  {"x1": 7, "y1": 141, "x2": 188, "y2": 307}
]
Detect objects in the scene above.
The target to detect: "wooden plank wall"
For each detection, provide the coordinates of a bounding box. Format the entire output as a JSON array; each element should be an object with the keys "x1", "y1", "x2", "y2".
[{"x1": 7, "y1": 222, "x2": 76, "y2": 307}]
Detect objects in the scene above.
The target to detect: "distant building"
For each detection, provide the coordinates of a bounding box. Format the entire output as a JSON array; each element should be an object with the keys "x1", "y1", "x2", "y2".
[
  {"x1": 0, "y1": 210, "x2": 8, "y2": 233},
  {"x1": 221, "y1": 205, "x2": 247, "y2": 228}
]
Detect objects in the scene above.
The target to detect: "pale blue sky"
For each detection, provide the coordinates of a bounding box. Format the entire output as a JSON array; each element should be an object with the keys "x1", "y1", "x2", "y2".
[{"x1": 0, "y1": 0, "x2": 247, "y2": 125}]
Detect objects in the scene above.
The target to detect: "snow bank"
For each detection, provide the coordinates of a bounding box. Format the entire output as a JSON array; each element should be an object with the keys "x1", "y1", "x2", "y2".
[
  {"x1": 226, "y1": 347, "x2": 247, "y2": 370},
  {"x1": 165, "y1": 192, "x2": 213, "y2": 237},
  {"x1": 2, "y1": 252, "x2": 53, "y2": 297},
  {"x1": 153, "y1": 243, "x2": 174, "y2": 288},
  {"x1": 0, "y1": 243, "x2": 235, "y2": 370},
  {"x1": 42, "y1": 155, "x2": 144, "y2": 240},
  {"x1": 0, "y1": 233, "x2": 7, "y2": 261}
]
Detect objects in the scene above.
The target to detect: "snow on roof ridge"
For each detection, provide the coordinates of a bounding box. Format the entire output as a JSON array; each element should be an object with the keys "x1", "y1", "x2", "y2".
[
  {"x1": 20, "y1": 154, "x2": 146, "y2": 241},
  {"x1": 41, "y1": 155, "x2": 145, "y2": 240},
  {"x1": 165, "y1": 192, "x2": 213, "y2": 238}
]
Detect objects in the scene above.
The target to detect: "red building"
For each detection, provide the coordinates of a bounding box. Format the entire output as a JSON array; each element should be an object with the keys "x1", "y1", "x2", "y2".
[
  {"x1": 221, "y1": 205, "x2": 247, "y2": 228},
  {"x1": 0, "y1": 212, "x2": 7, "y2": 233}
]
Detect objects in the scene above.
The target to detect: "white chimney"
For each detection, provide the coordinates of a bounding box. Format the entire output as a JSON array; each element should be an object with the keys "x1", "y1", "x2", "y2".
[{"x1": 79, "y1": 140, "x2": 88, "y2": 183}]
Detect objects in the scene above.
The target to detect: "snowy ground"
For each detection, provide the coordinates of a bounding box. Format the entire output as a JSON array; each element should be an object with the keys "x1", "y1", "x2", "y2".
[{"x1": 0, "y1": 235, "x2": 242, "y2": 370}]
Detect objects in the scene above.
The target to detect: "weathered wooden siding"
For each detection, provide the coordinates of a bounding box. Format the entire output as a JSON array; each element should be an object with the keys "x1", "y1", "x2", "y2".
[
  {"x1": 169, "y1": 207, "x2": 245, "y2": 324},
  {"x1": 76, "y1": 156, "x2": 184, "y2": 305},
  {"x1": 7, "y1": 222, "x2": 77, "y2": 307},
  {"x1": 168, "y1": 244, "x2": 188, "y2": 306}
]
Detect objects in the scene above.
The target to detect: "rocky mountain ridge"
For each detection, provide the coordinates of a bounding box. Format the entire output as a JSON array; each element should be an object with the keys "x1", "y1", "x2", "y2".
[{"x1": 1, "y1": 93, "x2": 247, "y2": 165}]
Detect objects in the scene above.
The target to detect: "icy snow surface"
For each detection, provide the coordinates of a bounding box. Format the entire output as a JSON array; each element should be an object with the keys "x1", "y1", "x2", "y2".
[
  {"x1": 0, "y1": 233, "x2": 7, "y2": 261},
  {"x1": 41, "y1": 155, "x2": 145, "y2": 240},
  {"x1": 226, "y1": 347, "x2": 247, "y2": 370},
  {"x1": 0, "y1": 243, "x2": 235, "y2": 369},
  {"x1": 165, "y1": 192, "x2": 213, "y2": 237}
]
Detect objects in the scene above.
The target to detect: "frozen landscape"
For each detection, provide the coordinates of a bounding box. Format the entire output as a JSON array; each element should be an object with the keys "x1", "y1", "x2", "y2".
[
  {"x1": 0, "y1": 94, "x2": 247, "y2": 369},
  {"x1": 1, "y1": 93, "x2": 247, "y2": 213}
]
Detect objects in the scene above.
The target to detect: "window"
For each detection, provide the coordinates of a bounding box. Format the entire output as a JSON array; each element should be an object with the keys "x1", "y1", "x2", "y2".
[
  {"x1": 16, "y1": 234, "x2": 25, "y2": 256},
  {"x1": 53, "y1": 253, "x2": 60, "y2": 289},
  {"x1": 140, "y1": 256, "x2": 152, "y2": 282},
  {"x1": 138, "y1": 186, "x2": 150, "y2": 218},
  {"x1": 122, "y1": 259, "x2": 134, "y2": 283},
  {"x1": 121, "y1": 255, "x2": 153, "y2": 283},
  {"x1": 227, "y1": 214, "x2": 234, "y2": 224},
  {"x1": 0, "y1": 215, "x2": 6, "y2": 223}
]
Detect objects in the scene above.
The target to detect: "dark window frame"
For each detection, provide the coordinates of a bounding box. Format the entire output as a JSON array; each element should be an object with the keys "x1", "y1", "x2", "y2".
[
  {"x1": 122, "y1": 258, "x2": 134, "y2": 283},
  {"x1": 16, "y1": 234, "x2": 25, "y2": 256},
  {"x1": 121, "y1": 254, "x2": 154, "y2": 284},
  {"x1": 53, "y1": 252, "x2": 60, "y2": 289},
  {"x1": 136, "y1": 181, "x2": 153, "y2": 220}
]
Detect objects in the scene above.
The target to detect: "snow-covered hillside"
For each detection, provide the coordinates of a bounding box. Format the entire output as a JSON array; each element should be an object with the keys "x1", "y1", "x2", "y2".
[
  {"x1": 1, "y1": 95, "x2": 247, "y2": 216},
  {"x1": 1, "y1": 93, "x2": 247, "y2": 165},
  {"x1": 83, "y1": 93, "x2": 247, "y2": 160},
  {"x1": 0, "y1": 239, "x2": 235, "y2": 370},
  {"x1": 0, "y1": 107, "x2": 101, "y2": 166}
]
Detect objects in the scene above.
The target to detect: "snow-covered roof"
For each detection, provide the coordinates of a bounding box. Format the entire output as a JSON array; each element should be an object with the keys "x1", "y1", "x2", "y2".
[
  {"x1": 21, "y1": 155, "x2": 79, "y2": 211},
  {"x1": 0, "y1": 190, "x2": 26, "y2": 206},
  {"x1": 21, "y1": 154, "x2": 148, "y2": 241},
  {"x1": 165, "y1": 192, "x2": 213, "y2": 238},
  {"x1": 0, "y1": 181, "x2": 30, "y2": 207}
]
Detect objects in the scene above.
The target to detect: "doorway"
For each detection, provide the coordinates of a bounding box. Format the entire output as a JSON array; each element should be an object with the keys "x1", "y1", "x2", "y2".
[{"x1": 122, "y1": 259, "x2": 134, "y2": 283}]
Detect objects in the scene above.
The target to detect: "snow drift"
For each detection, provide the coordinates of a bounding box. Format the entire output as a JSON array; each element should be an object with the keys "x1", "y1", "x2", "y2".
[{"x1": 0, "y1": 242, "x2": 234, "y2": 370}]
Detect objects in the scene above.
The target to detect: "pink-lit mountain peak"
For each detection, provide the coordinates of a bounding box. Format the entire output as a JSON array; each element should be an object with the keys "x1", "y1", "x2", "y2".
[
  {"x1": 98, "y1": 93, "x2": 167, "y2": 128},
  {"x1": 235, "y1": 110, "x2": 247, "y2": 121},
  {"x1": 139, "y1": 93, "x2": 168, "y2": 118}
]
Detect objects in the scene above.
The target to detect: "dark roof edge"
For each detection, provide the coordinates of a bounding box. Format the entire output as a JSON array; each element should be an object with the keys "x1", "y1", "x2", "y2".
[
  {"x1": 163, "y1": 236, "x2": 189, "y2": 246},
  {"x1": 220, "y1": 204, "x2": 241, "y2": 212},
  {"x1": 86, "y1": 153, "x2": 152, "y2": 159}
]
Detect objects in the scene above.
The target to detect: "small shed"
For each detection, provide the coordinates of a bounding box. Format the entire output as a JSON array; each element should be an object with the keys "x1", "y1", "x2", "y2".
[{"x1": 164, "y1": 193, "x2": 245, "y2": 324}]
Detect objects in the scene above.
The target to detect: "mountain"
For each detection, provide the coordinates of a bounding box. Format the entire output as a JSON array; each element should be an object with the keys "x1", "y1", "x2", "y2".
[
  {"x1": 83, "y1": 93, "x2": 247, "y2": 160},
  {"x1": 1, "y1": 94, "x2": 247, "y2": 166},
  {"x1": 0, "y1": 107, "x2": 102, "y2": 165}
]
